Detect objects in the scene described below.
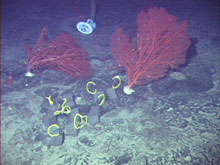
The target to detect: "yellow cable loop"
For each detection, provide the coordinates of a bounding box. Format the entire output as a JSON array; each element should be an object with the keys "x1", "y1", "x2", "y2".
[
  {"x1": 45, "y1": 96, "x2": 56, "y2": 105},
  {"x1": 98, "y1": 93, "x2": 106, "y2": 106},
  {"x1": 112, "y1": 75, "x2": 122, "y2": 89},
  {"x1": 60, "y1": 98, "x2": 72, "y2": 114},
  {"x1": 47, "y1": 124, "x2": 61, "y2": 137},
  {"x1": 54, "y1": 98, "x2": 72, "y2": 115},
  {"x1": 74, "y1": 113, "x2": 88, "y2": 129},
  {"x1": 86, "y1": 81, "x2": 98, "y2": 95}
]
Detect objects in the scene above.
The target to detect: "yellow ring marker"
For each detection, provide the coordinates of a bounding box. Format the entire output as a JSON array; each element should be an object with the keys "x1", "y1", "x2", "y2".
[
  {"x1": 61, "y1": 98, "x2": 68, "y2": 107},
  {"x1": 74, "y1": 113, "x2": 88, "y2": 129},
  {"x1": 54, "y1": 98, "x2": 72, "y2": 115},
  {"x1": 61, "y1": 105, "x2": 72, "y2": 114},
  {"x1": 45, "y1": 96, "x2": 56, "y2": 105},
  {"x1": 86, "y1": 81, "x2": 97, "y2": 95},
  {"x1": 47, "y1": 124, "x2": 61, "y2": 137},
  {"x1": 112, "y1": 75, "x2": 122, "y2": 89},
  {"x1": 98, "y1": 93, "x2": 106, "y2": 106},
  {"x1": 54, "y1": 110, "x2": 62, "y2": 116},
  {"x1": 60, "y1": 98, "x2": 72, "y2": 114}
]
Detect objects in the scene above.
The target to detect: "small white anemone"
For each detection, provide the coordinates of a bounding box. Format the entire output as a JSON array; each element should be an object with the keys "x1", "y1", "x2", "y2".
[
  {"x1": 123, "y1": 85, "x2": 135, "y2": 95},
  {"x1": 25, "y1": 71, "x2": 35, "y2": 77}
]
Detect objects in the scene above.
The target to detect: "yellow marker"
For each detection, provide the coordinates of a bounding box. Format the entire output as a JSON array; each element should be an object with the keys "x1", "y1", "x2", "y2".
[
  {"x1": 86, "y1": 81, "x2": 97, "y2": 95},
  {"x1": 112, "y1": 75, "x2": 122, "y2": 89},
  {"x1": 60, "y1": 98, "x2": 72, "y2": 114},
  {"x1": 54, "y1": 98, "x2": 72, "y2": 115},
  {"x1": 74, "y1": 113, "x2": 88, "y2": 129},
  {"x1": 47, "y1": 124, "x2": 61, "y2": 137},
  {"x1": 98, "y1": 93, "x2": 106, "y2": 106},
  {"x1": 61, "y1": 105, "x2": 72, "y2": 114},
  {"x1": 54, "y1": 110, "x2": 62, "y2": 116},
  {"x1": 45, "y1": 96, "x2": 56, "y2": 105}
]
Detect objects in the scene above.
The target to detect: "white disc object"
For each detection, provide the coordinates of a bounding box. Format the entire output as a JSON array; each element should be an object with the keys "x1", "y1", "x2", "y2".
[{"x1": 76, "y1": 19, "x2": 96, "y2": 35}]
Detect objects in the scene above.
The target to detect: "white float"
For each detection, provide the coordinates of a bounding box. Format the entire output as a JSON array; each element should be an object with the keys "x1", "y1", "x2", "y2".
[{"x1": 76, "y1": 19, "x2": 96, "y2": 35}]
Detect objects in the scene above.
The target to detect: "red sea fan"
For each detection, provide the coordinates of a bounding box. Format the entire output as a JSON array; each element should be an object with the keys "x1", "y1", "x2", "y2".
[
  {"x1": 25, "y1": 26, "x2": 92, "y2": 78},
  {"x1": 111, "y1": 8, "x2": 191, "y2": 94}
]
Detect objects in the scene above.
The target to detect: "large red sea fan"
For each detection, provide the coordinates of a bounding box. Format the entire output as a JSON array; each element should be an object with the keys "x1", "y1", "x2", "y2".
[
  {"x1": 25, "y1": 26, "x2": 92, "y2": 78},
  {"x1": 111, "y1": 8, "x2": 191, "y2": 94}
]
